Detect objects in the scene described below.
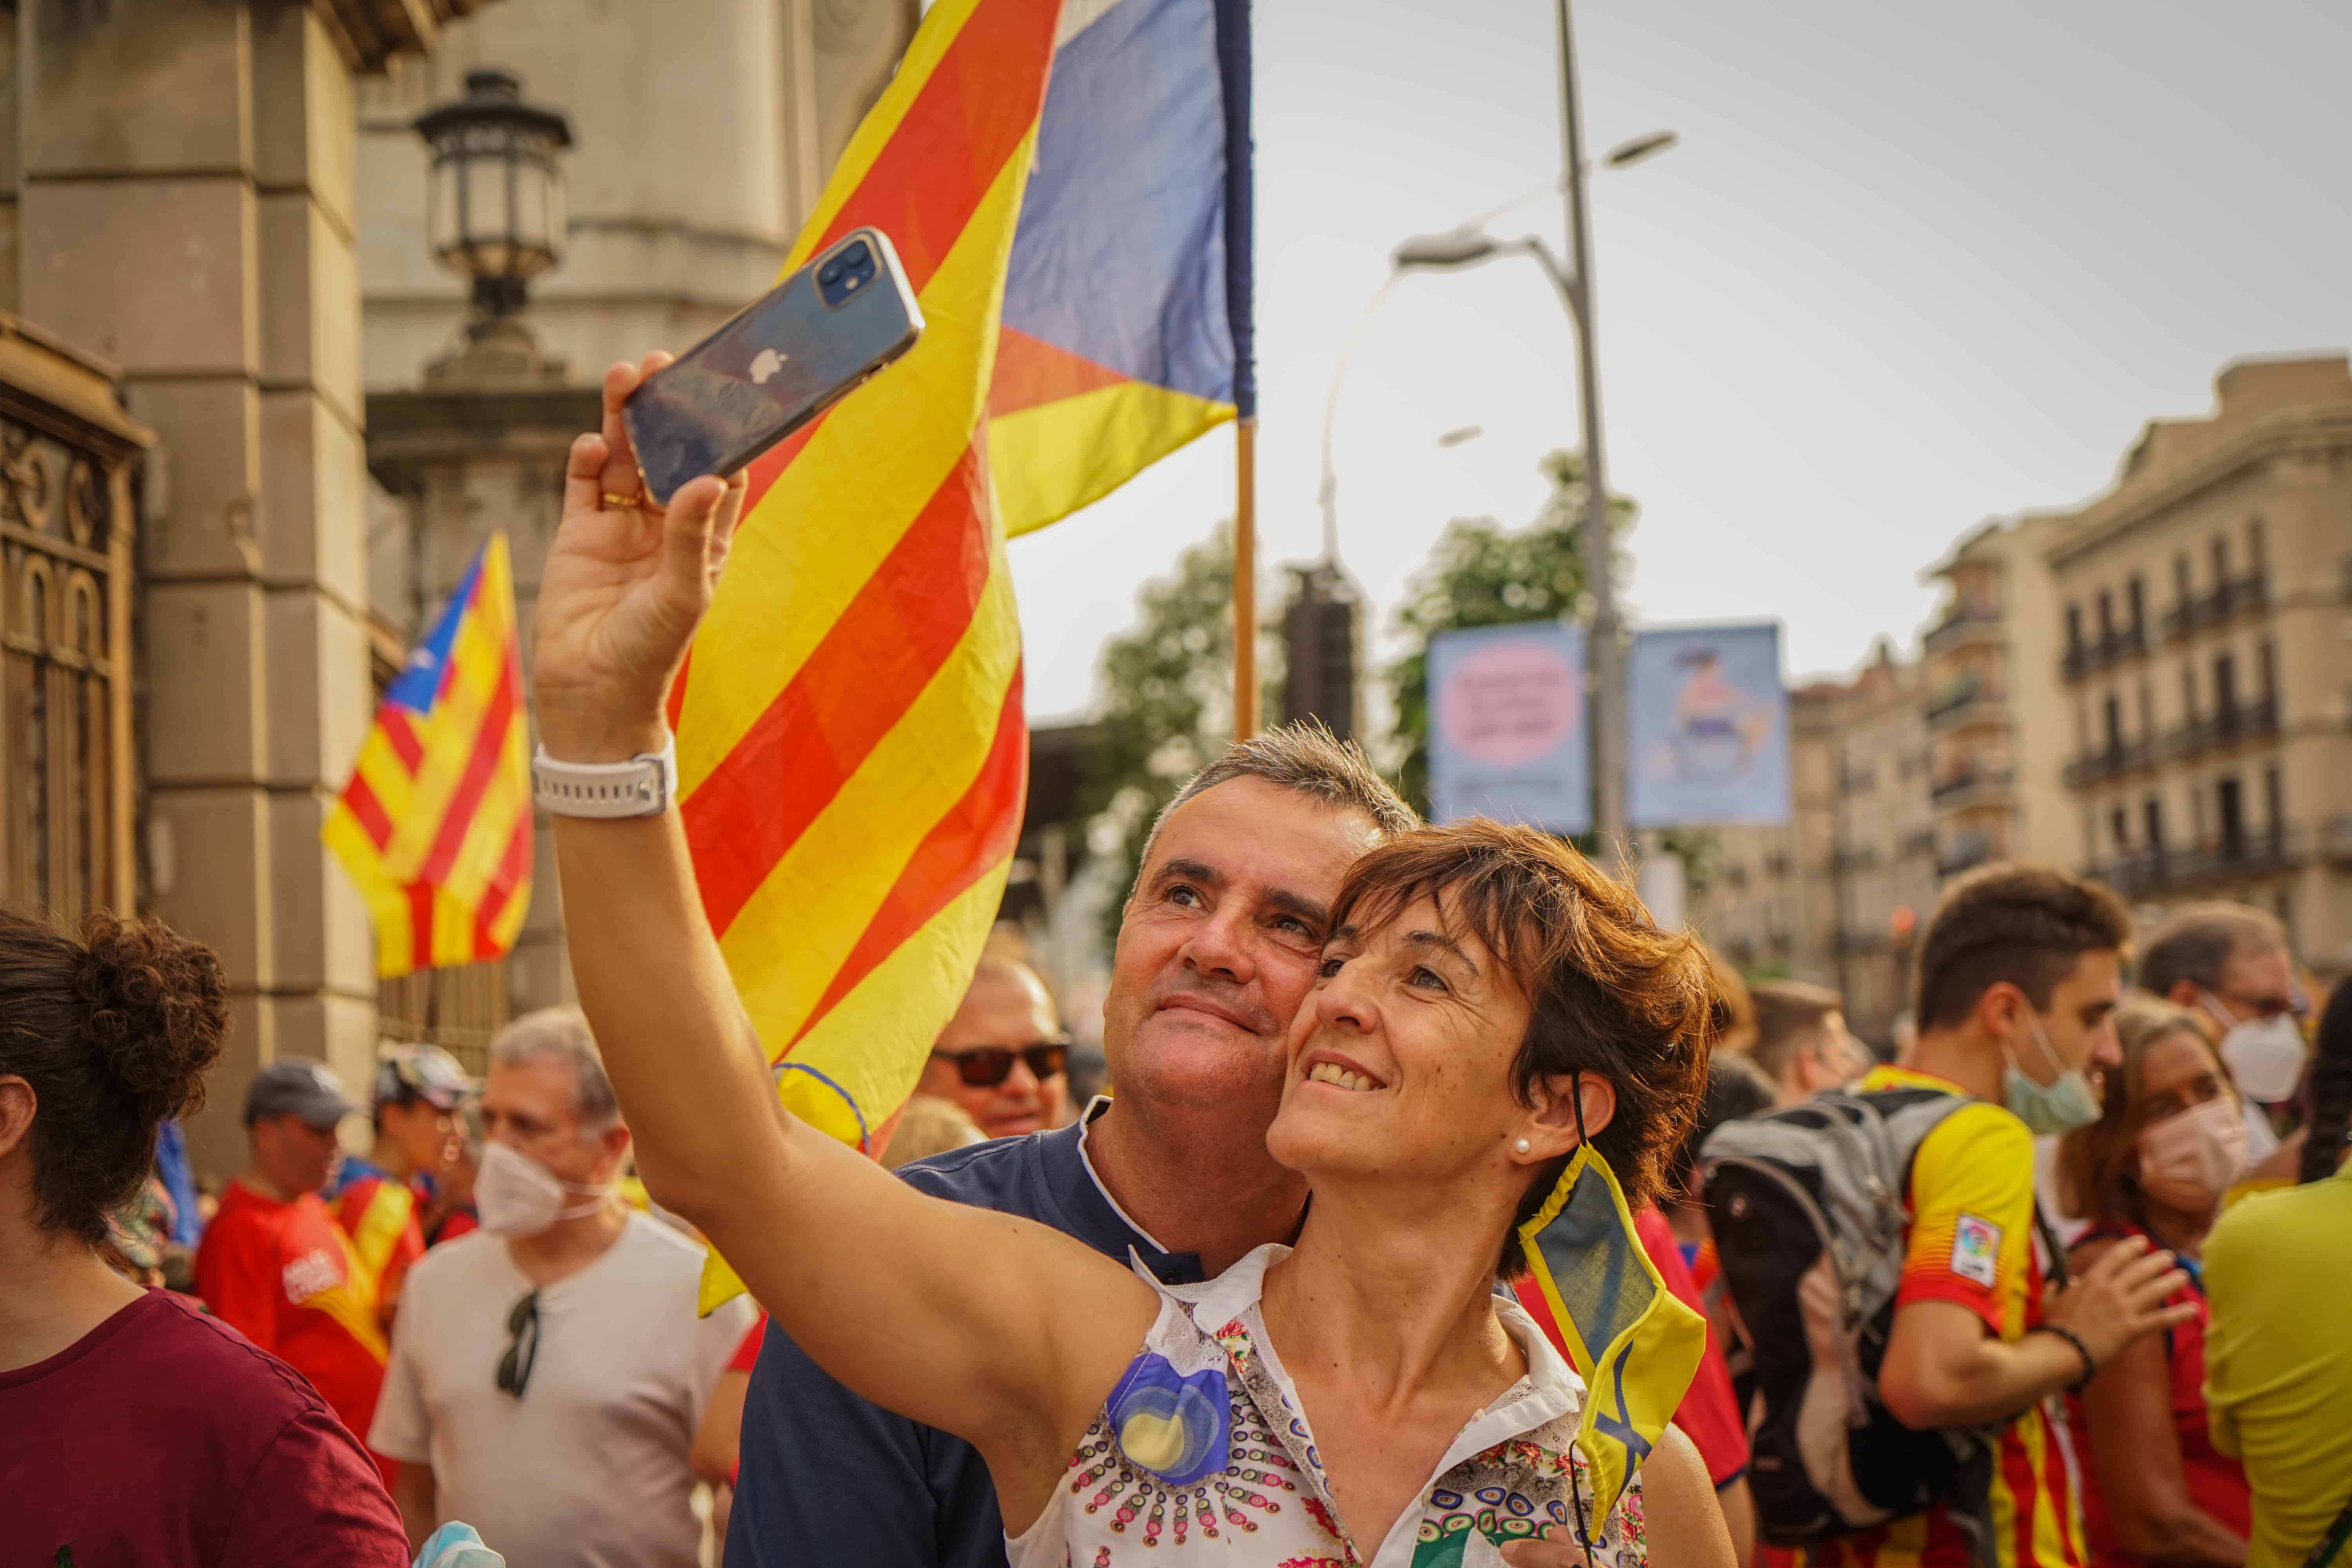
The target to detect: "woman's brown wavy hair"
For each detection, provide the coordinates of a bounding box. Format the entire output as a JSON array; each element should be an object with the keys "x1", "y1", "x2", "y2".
[{"x1": 1325, "y1": 820, "x2": 1717, "y2": 1270}]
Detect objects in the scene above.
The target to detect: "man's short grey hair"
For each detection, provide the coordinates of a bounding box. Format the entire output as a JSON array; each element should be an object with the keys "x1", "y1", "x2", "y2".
[
  {"x1": 2137, "y1": 902, "x2": 2289, "y2": 999},
  {"x1": 489, "y1": 1007, "x2": 621, "y2": 1133},
  {"x1": 1134, "y1": 720, "x2": 1420, "y2": 883}
]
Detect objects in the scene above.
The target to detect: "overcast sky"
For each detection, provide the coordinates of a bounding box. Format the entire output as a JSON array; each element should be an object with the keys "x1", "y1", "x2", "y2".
[{"x1": 1007, "y1": 0, "x2": 2352, "y2": 721}]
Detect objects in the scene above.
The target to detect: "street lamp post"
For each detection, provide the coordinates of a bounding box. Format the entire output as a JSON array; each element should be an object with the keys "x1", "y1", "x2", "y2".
[{"x1": 1389, "y1": 100, "x2": 1673, "y2": 865}]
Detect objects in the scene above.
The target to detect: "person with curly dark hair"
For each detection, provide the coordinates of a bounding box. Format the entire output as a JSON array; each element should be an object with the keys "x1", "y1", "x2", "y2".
[{"x1": 0, "y1": 906, "x2": 407, "y2": 1565}]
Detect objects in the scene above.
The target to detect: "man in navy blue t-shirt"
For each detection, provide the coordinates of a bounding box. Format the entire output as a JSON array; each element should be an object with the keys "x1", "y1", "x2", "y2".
[{"x1": 727, "y1": 724, "x2": 1417, "y2": 1567}]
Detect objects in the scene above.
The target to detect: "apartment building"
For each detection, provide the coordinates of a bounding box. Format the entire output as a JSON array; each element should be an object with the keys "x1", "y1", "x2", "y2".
[
  {"x1": 1828, "y1": 644, "x2": 1939, "y2": 1044},
  {"x1": 1688, "y1": 682, "x2": 1841, "y2": 991},
  {"x1": 1921, "y1": 510, "x2": 2078, "y2": 882},
  {"x1": 2050, "y1": 354, "x2": 2352, "y2": 975}
]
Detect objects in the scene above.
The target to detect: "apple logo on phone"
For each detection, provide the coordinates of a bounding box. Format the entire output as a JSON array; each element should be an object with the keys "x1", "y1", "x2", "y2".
[{"x1": 750, "y1": 348, "x2": 785, "y2": 385}]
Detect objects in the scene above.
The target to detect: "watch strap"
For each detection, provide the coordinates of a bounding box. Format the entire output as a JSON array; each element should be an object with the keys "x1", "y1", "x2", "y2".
[{"x1": 531, "y1": 739, "x2": 677, "y2": 818}]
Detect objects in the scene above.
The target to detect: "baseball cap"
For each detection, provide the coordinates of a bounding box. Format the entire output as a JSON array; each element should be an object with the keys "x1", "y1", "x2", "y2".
[
  {"x1": 373, "y1": 1042, "x2": 475, "y2": 1112},
  {"x1": 244, "y1": 1059, "x2": 358, "y2": 1130}
]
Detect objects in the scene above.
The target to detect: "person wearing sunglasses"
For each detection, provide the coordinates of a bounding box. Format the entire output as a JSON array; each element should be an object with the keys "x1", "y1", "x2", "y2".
[
  {"x1": 2138, "y1": 904, "x2": 2309, "y2": 1188},
  {"x1": 913, "y1": 958, "x2": 1073, "y2": 1140}
]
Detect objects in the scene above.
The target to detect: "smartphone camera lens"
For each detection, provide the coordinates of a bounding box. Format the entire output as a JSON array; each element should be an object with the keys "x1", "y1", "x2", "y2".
[{"x1": 818, "y1": 241, "x2": 874, "y2": 309}]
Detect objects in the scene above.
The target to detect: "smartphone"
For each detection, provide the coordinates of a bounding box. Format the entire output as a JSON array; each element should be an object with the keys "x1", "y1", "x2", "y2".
[{"x1": 622, "y1": 227, "x2": 923, "y2": 505}]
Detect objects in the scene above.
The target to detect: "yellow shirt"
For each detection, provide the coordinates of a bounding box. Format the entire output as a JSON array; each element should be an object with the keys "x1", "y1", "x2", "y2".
[{"x1": 2203, "y1": 1160, "x2": 2352, "y2": 1568}]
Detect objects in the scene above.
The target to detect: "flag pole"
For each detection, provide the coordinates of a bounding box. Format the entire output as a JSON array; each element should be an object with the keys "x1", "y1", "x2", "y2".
[{"x1": 1233, "y1": 417, "x2": 1258, "y2": 738}]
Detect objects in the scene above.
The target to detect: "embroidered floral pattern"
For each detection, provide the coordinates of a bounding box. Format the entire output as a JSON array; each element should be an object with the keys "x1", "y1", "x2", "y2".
[{"x1": 1013, "y1": 1248, "x2": 1647, "y2": 1568}]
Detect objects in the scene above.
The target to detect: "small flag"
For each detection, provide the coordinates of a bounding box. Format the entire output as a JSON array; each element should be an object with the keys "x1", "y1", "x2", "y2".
[
  {"x1": 987, "y1": 0, "x2": 1256, "y2": 534},
  {"x1": 324, "y1": 535, "x2": 532, "y2": 978}
]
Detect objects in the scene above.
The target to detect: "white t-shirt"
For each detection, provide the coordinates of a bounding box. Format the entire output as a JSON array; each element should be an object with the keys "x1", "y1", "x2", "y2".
[{"x1": 370, "y1": 1211, "x2": 756, "y2": 1568}]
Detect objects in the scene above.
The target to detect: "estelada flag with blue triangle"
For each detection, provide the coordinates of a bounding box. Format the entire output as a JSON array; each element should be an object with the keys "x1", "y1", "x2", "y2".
[
  {"x1": 323, "y1": 534, "x2": 532, "y2": 978},
  {"x1": 987, "y1": 0, "x2": 1255, "y2": 533}
]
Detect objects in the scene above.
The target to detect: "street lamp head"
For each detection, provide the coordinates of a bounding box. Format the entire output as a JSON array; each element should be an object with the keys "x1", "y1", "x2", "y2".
[
  {"x1": 415, "y1": 69, "x2": 574, "y2": 319},
  {"x1": 1602, "y1": 129, "x2": 1679, "y2": 170},
  {"x1": 1391, "y1": 230, "x2": 1501, "y2": 271}
]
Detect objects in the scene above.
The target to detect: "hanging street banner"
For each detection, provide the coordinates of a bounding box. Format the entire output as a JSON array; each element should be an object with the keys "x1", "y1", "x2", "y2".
[
  {"x1": 1627, "y1": 622, "x2": 1790, "y2": 828},
  {"x1": 1428, "y1": 622, "x2": 1590, "y2": 834}
]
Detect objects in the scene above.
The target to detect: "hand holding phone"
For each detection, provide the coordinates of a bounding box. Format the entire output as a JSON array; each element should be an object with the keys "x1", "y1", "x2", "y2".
[{"x1": 622, "y1": 228, "x2": 923, "y2": 505}]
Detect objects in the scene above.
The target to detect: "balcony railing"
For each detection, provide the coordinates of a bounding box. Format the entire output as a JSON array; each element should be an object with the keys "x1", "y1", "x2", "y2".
[
  {"x1": 2086, "y1": 826, "x2": 2304, "y2": 897},
  {"x1": 2060, "y1": 624, "x2": 2148, "y2": 681},
  {"x1": 2161, "y1": 699, "x2": 2281, "y2": 762},
  {"x1": 1924, "y1": 603, "x2": 2002, "y2": 656},
  {"x1": 2160, "y1": 572, "x2": 2271, "y2": 642},
  {"x1": 1926, "y1": 671, "x2": 2009, "y2": 730},
  {"x1": 1931, "y1": 761, "x2": 2014, "y2": 804},
  {"x1": 2062, "y1": 740, "x2": 2156, "y2": 789}
]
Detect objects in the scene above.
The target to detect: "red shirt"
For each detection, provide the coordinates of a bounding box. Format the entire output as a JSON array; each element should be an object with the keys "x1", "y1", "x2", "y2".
[
  {"x1": 2069, "y1": 1229, "x2": 2250, "y2": 1562},
  {"x1": 1514, "y1": 1205, "x2": 1751, "y2": 1490},
  {"x1": 193, "y1": 1181, "x2": 390, "y2": 1456},
  {"x1": 0, "y1": 1289, "x2": 408, "y2": 1567}
]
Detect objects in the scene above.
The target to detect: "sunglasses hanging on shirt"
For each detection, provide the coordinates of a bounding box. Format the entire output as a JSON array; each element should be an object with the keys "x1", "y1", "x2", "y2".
[{"x1": 497, "y1": 1289, "x2": 541, "y2": 1398}]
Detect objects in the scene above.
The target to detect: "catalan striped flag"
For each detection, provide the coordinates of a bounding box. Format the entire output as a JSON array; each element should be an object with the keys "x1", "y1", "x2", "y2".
[
  {"x1": 989, "y1": 0, "x2": 1256, "y2": 534},
  {"x1": 323, "y1": 535, "x2": 532, "y2": 978},
  {"x1": 669, "y1": 0, "x2": 1058, "y2": 1312}
]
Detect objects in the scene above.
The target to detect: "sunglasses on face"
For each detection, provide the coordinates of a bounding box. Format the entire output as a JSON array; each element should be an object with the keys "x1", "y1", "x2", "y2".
[
  {"x1": 932, "y1": 1039, "x2": 1071, "y2": 1089},
  {"x1": 497, "y1": 1289, "x2": 540, "y2": 1398}
]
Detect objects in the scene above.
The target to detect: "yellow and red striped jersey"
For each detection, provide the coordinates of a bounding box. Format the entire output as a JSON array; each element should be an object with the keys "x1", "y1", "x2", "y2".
[{"x1": 1802, "y1": 1064, "x2": 2088, "y2": 1568}]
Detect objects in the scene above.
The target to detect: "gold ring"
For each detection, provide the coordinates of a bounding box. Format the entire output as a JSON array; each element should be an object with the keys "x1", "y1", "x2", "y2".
[{"x1": 602, "y1": 491, "x2": 643, "y2": 512}]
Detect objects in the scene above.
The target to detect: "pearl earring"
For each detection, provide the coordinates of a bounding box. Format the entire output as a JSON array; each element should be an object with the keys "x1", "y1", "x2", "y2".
[{"x1": 1514, "y1": 1137, "x2": 1532, "y2": 1156}]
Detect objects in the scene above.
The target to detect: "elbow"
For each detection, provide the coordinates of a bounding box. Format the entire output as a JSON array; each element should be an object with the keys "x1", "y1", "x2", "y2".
[
  {"x1": 2110, "y1": 1501, "x2": 2211, "y2": 1561},
  {"x1": 1878, "y1": 1366, "x2": 1966, "y2": 1433}
]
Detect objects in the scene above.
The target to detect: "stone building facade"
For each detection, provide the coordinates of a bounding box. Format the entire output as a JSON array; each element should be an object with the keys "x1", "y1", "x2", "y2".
[
  {"x1": 1826, "y1": 643, "x2": 1938, "y2": 1044},
  {"x1": 1920, "y1": 510, "x2": 2077, "y2": 882},
  {"x1": 0, "y1": 0, "x2": 915, "y2": 1173},
  {"x1": 2050, "y1": 354, "x2": 2352, "y2": 976},
  {"x1": 1687, "y1": 680, "x2": 1842, "y2": 996}
]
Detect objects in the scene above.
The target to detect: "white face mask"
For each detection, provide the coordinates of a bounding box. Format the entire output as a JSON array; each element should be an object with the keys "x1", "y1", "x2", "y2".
[
  {"x1": 475, "y1": 1140, "x2": 612, "y2": 1237},
  {"x1": 2135, "y1": 1094, "x2": 2249, "y2": 1213},
  {"x1": 2200, "y1": 991, "x2": 2307, "y2": 1104}
]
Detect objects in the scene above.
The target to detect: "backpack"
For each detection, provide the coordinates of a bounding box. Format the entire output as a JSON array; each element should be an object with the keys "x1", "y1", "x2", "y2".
[{"x1": 1697, "y1": 1086, "x2": 1997, "y2": 1546}]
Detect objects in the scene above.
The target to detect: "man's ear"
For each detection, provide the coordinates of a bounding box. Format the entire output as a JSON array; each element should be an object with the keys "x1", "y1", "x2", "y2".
[
  {"x1": 2163, "y1": 978, "x2": 2200, "y2": 1010},
  {"x1": 1520, "y1": 1073, "x2": 1617, "y2": 1162}
]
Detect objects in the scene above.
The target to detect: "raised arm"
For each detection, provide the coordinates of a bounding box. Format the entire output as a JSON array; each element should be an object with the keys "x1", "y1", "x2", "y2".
[{"x1": 531, "y1": 356, "x2": 1154, "y2": 1520}]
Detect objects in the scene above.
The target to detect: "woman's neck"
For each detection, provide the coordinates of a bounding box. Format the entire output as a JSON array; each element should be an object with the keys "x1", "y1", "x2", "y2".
[
  {"x1": 1259, "y1": 1180, "x2": 1521, "y2": 1408},
  {"x1": 0, "y1": 1220, "x2": 143, "y2": 1374},
  {"x1": 2138, "y1": 1195, "x2": 2217, "y2": 1261}
]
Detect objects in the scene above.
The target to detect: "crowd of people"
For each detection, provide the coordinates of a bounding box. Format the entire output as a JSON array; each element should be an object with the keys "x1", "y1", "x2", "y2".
[{"x1": 1, "y1": 360, "x2": 2347, "y2": 1568}]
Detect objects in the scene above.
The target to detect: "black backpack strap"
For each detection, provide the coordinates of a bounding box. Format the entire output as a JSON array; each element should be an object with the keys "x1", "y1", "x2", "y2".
[
  {"x1": 2033, "y1": 1203, "x2": 2071, "y2": 1292},
  {"x1": 2306, "y1": 1492, "x2": 2352, "y2": 1568}
]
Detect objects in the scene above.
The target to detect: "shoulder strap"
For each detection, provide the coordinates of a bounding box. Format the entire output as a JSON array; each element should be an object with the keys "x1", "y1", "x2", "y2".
[
  {"x1": 2032, "y1": 1203, "x2": 2071, "y2": 1292},
  {"x1": 2306, "y1": 1491, "x2": 2352, "y2": 1568}
]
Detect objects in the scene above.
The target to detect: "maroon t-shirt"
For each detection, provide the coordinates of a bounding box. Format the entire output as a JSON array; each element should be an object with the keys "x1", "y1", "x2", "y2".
[{"x1": 0, "y1": 1288, "x2": 409, "y2": 1568}]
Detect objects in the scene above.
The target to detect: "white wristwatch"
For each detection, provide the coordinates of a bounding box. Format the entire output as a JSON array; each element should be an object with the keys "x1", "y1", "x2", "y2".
[{"x1": 531, "y1": 738, "x2": 677, "y2": 818}]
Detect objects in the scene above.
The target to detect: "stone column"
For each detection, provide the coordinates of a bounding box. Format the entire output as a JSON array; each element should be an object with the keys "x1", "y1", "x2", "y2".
[
  {"x1": 18, "y1": 0, "x2": 470, "y2": 1176},
  {"x1": 368, "y1": 328, "x2": 598, "y2": 1018}
]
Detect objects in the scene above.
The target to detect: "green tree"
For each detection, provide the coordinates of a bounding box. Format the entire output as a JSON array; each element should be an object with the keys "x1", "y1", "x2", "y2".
[
  {"x1": 1385, "y1": 448, "x2": 1625, "y2": 815},
  {"x1": 1069, "y1": 522, "x2": 1282, "y2": 946},
  {"x1": 1382, "y1": 450, "x2": 1715, "y2": 889}
]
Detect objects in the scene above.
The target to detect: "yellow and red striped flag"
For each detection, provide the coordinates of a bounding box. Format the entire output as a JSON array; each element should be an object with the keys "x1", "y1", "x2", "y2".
[
  {"x1": 324, "y1": 534, "x2": 533, "y2": 978},
  {"x1": 668, "y1": 0, "x2": 1058, "y2": 1301}
]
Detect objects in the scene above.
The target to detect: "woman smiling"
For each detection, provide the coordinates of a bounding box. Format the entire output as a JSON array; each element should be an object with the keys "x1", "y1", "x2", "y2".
[{"x1": 527, "y1": 359, "x2": 1733, "y2": 1567}]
